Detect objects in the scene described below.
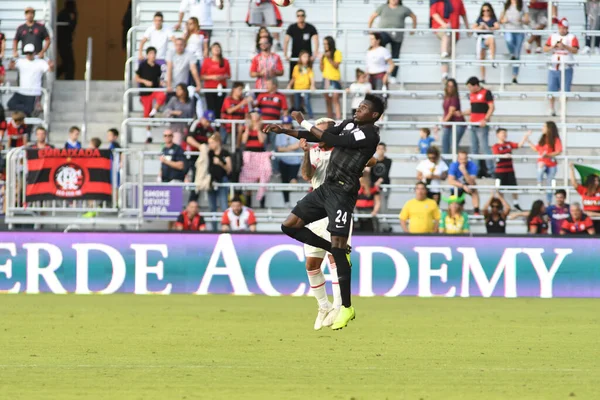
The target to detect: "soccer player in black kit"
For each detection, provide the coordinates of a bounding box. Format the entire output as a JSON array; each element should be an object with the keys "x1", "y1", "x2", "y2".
[{"x1": 264, "y1": 94, "x2": 385, "y2": 330}]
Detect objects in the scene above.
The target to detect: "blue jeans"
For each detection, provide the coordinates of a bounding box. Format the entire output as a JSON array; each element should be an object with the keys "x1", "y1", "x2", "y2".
[
  {"x1": 504, "y1": 32, "x2": 525, "y2": 77},
  {"x1": 470, "y1": 126, "x2": 494, "y2": 174},
  {"x1": 293, "y1": 93, "x2": 313, "y2": 118},
  {"x1": 208, "y1": 177, "x2": 229, "y2": 230},
  {"x1": 442, "y1": 125, "x2": 467, "y2": 156},
  {"x1": 537, "y1": 164, "x2": 557, "y2": 204},
  {"x1": 548, "y1": 68, "x2": 574, "y2": 92}
]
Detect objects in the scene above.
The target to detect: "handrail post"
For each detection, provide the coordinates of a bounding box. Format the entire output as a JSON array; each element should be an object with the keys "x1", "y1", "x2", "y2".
[
  {"x1": 82, "y1": 37, "x2": 93, "y2": 145},
  {"x1": 341, "y1": 90, "x2": 347, "y2": 120}
]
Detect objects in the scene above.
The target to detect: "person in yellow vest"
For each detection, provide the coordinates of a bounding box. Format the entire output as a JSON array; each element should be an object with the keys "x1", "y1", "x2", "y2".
[
  {"x1": 439, "y1": 194, "x2": 470, "y2": 234},
  {"x1": 399, "y1": 182, "x2": 441, "y2": 233}
]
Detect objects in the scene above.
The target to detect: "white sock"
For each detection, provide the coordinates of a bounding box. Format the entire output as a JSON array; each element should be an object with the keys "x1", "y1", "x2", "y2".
[
  {"x1": 329, "y1": 263, "x2": 342, "y2": 308},
  {"x1": 307, "y1": 269, "x2": 330, "y2": 309}
]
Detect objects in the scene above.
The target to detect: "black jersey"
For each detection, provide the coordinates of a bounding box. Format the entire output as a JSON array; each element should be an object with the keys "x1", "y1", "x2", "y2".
[
  {"x1": 320, "y1": 119, "x2": 380, "y2": 194},
  {"x1": 485, "y1": 216, "x2": 506, "y2": 234}
]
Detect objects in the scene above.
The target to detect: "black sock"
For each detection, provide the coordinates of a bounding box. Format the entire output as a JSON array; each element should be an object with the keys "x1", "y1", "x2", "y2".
[
  {"x1": 331, "y1": 247, "x2": 351, "y2": 307},
  {"x1": 281, "y1": 225, "x2": 332, "y2": 252}
]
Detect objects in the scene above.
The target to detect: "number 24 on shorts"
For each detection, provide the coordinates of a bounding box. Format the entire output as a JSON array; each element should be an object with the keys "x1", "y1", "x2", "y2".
[{"x1": 335, "y1": 210, "x2": 348, "y2": 228}]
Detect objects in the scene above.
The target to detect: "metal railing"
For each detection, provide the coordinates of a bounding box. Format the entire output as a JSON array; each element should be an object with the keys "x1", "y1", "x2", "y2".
[{"x1": 82, "y1": 37, "x2": 93, "y2": 144}]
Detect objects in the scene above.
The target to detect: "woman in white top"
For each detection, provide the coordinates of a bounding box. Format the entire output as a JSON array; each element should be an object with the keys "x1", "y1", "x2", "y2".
[
  {"x1": 416, "y1": 146, "x2": 448, "y2": 204},
  {"x1": 365, "y1": 33, "x2": 395, "y2": 90},
  {"x1": 500, "y1": 0, "x2": 529, "y2": 84},
  {"x1": 185, "y1": 17, "x2": 208, "y2": 68}
]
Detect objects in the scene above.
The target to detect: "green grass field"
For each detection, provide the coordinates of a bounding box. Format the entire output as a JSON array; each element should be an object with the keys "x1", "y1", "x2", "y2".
[{"x1": 0, "y1": 295, "x2": 598, "y2": 400}]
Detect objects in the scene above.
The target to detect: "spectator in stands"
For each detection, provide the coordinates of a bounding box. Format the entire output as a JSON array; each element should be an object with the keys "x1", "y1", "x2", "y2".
[
  {"x1": 430, "y1": 0, "x2": 469, "y2": 80},
  {"x1": 365, "y1": 33, "x2": 395, "y2": 90},
  {"x1": 526, "y1": 0, "x2": 556, "y2": 54},
  {"x1": 29, "y1": 127, "x2": 52, "y2": 149},
  {"x1": 166, "y1": 83, "x2": 196, "y2": 141},
  {"x1": 371, "y1": 142, "x2": 392, "y2": 210},
  {"x1": 500, "y1": 0, "x2": 529, "y2": 84},
  {"x1": 57, "y1": 0, "x2": 77, "y2": 80},
  {"x1": 89, "y1": 137, "x2": 102, "y2": 149},
  {"x1": 160, "y1": 129, "x2": 186, "y2": 183},
  {"x1": 321, "y1": 36, "x2": 342, "y2": 120},
  {"x1": 439, "y1": 195, "x2": 470, "y2": 234},
  {"x1": 544, "y1": 18, "x2": 579, "y2": 117},
  {"x1": 416, "y1": 146, "x2": 448, "y2": 204},
  {"x1": 440, "y1": 78, "x2": 466, "y2": 156},
  {"x1": 417, "y1": 128, "x2": 436, "y2": 154},
  {"x1": 524, "y1": 121, "x2": 562, "y2": 204},
  {"x1": 560, "y1": 203, "x2": 596, "y2": 235},
  {"x1": 175, "y1": 0, "x2": 224, "y2": 41},
  {"x1": 255, "y1": 27, "x2": 272, "y2": 54},
  {"x1": 472, "y1": 3, "x2": 500, "y2": 83},
  {"x1": 448, "y1": 149, "x2": 481, "y2": 215},
  {"x1": 250, "y1": 36, "x2": 284, "y2": 89},
  {"x1": 185, "y1": 17, "x2": 209, "y2": 72},
  {"x1": 483, "y1": 192, "x2": 510, "y2": 234},
  {"x1": 239, "y1": 110, "x2": 271, "y2": 209},
  {"x1": 347, "y1": 69, "x2": 372, "y2": 116},
  {"x1": 107, "y1": 128, "x2": 121, "y2": 151},
  {"x1": 0, "y1": 32, "x2": 5, "y2": 85},
  {"x1": 207, "y1": 133, "x2": 231, "y2": 226},
  {"x1": 64, "y1": 126, "x2": 81, "y2": 149},
  {"x1": 8, "y1": 44, "x2": 53, "y2": 117},
  {"x1": 493, "y1": 128, "x2": 529, "y2": 211},
  {"x1": 201, "y1": 42, "x2": 231, "y2": 118},
  {"x1": 139, "y1": 12, "x2": 171, "y2": 63},
  {"x1": 284, "y1": 9, "x2": 319, "y2": 79},
  {"x1": 247, "y1": 1, "x2": 283, "y2": 51},
  {"x1": 569, "y1": 163, "x2": 600, "y2": 233},
  {"x1": 221, "y1": 81, "x2": 251, "y2": 143},
  {"x1": 288, "y1": 51, "x2": 315, "y2": 118},
  {"x1": 174, "y1": 200, "x2": 207, "y2": 231},
  {"x1": 399, "y1": 182, "x2": 441, "y2": 234},
  {"x1": 222, "y1": 196, "x2": 257, "y2": 232},
  {"x1": 186, "y1": 111, "x2": 216, "y2": 201},
  {"x1": 356, "y1": 173, "x2": 381, "y2": 232},
  {"x1": 13, "y1": 7, "x2": 50, "y2": 58},
  {"x1": 166, "y1": 38, "x2": 201, "y2": 97},
  {"x1": 582, "y1": 1, "x2": 600, "y2": 55},
  {"x1": 463, "y1": 76, "x2": 495, "y2": 177},
  {"x1": 546, "y1": 189, "x2": 570, "y2": 235},
  {"x1": 367, "y1": 0, "x2": 417, "y2": 85},
  {"x1": 5, "y1": 111, "x2": 28, "y2": 148},
  {"x1": 136, "y1": 46, "x2": 166, "y2": 120},
  {"x1": 256, "y1": 78, "x2": 288, "y2": 123},
  {"x1": 275, "y1": 116, "x2": 301, "y2": 208},
  {"x1": 525, "y1": 199, "x2": 549, "y2": 234}
]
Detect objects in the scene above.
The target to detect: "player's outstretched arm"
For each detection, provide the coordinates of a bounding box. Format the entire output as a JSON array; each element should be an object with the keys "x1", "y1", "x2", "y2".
[{"x1": 263, "y1": 124, "x2": 300, "y2": 138}]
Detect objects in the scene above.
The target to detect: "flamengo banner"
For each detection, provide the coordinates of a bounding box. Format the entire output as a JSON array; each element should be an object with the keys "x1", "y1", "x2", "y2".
[
  {"x1": 0, "y1": 233, "x2": 599, "y2": 297},
  {"x1": 26, "y1": 148, "x2": 113, "y2": 202}
]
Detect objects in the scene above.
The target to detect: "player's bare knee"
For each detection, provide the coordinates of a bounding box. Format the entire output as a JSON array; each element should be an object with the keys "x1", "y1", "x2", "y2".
[{"x1": 305, "y1": 257, "x2": 322, "y2": 271}]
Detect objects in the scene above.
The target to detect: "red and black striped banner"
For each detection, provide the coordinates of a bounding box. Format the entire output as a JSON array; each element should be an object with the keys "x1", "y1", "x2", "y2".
[{"x1": 26, "y1": 148, "x2": 113, "y2": 202}]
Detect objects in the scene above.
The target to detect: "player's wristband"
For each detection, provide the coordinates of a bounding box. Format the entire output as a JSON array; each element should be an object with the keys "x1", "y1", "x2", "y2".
[{"x1": 300, "y1": 120, "x2": 314, "y2": 131}]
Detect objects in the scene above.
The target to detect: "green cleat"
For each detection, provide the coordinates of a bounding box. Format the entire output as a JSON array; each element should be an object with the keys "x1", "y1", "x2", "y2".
[{"x1": 331, "y1": 306, "x2": 355, "y2": 330}]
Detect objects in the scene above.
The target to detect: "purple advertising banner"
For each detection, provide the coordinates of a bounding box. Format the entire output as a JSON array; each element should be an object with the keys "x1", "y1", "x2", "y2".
[
  {"x1": 143, "y1": 185, "x2": 184, "y2": 217},
  {"x1": 0, "y1": 232, "x2": 599, "y2": 297}
]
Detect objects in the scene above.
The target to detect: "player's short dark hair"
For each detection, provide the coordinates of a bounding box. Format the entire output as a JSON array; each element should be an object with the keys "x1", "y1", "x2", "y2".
[
  {"x1": 69, "y1": 126, "x2": 80, "y2": 133},
  {"x1": 555, "y1": 189, "x2": 567, "y2": 197},
  {"x1": 421, "y1": 127, "x2": 431, "y2": 137},
  {"x1": 232, "y1": 81, "x2": 244, "y2": 90},
  {"x1": 146, "y1": 46, "x2": 157, "y2": 55},
  {"x1": 154, "y1": 12, "x2": 163, "y2": 19},
  {"x1": 496, "y1": 127, "x2": 507, "y2": 134},
  {"x1": 108, "y1": 128, "x2": 119, "y2": 137},
  {"x1": 297, "y1": 8, "x2": 306, "y2": 15},
  {"x1": 364, "y1": 94, "x2": 386, "y2": 117},
  {"x1": 466, "y1": 76, "x2": 480, "y2": 86},
  {"x1": 378, "y1": 142, "x2": 386, "y2": 148}
]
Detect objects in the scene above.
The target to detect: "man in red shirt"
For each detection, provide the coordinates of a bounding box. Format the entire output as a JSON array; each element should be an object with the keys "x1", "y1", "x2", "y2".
[
  {"x1": 430, "y1": 0, "x2": 469, "y2": 80},
  {"x1": 463, "y1": 76, "x2": 495, "y2": 177},
  {"x1": 492, "y1": 128, "x2": 529, "y2": 211},
  {"x1": 560, "y1": 203, "x2": 595, "y2": 235},
  {"x1": 29, "y1": 127, "x2": 53, "y2": 149},
  {"x1": 526, "y1": 0, "x2": 557, "y2": 54},
  {"x1": 255, "y1": 78, "x2": 288, "y2": 121},
  {"x1": 221, "y1": 81, "x2": 252, "y2": 143},
  {"x1": 174, "y1": 200, "x2": 207, "y2": 231},
  {"x1": 250, "y1": 36, "x2": 284, "y2": 90}
]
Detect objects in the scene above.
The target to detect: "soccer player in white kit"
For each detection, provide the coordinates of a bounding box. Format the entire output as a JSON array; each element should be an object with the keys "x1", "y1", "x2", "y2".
[{"x1": 299, "y1": 118, "x2": 375, "y2": 330}]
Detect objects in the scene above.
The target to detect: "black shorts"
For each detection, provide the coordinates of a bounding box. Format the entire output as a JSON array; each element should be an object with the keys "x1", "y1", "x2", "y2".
[
  {"x1": 495, "y1": 171, "x2": 518, "y2": 187},
  {"x1": 292, "y1": 184, "x2": 355, "y2": 237}
]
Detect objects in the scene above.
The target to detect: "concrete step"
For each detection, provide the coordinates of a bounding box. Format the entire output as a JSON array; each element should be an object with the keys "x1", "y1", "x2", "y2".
[
  {"x1": 52, "y1": 91, "x2": 125, "y2": 103},
  {"x1": 52, "y1": 101, "x2": 122, "y2": 113},
  {"x1": 50, "y1": 111, "x2": 122, "y2": 123},
  {"x1": 54, "y1": 80, "x2": 125, "y2": 92}
]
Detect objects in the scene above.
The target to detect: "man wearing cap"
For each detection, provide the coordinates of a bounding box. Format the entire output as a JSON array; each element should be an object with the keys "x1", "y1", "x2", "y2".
[
  {"x1": 544, "y1": 17, "x2": 579, "y2": 116},
  {"x1": 275, "y1": 115, "x2": 302, "y2": 208},
  {"x1": 8, "y1": 43, "x2": 53, "y2": 116},
  {"x1": 13, "y1": 7, "x2": 51, "y2": 58}
]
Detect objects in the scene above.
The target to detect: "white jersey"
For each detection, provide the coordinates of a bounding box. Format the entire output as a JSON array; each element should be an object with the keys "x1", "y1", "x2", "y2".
[{"x1": 308, "y1": 144, "x2": 332, "y2": 189}]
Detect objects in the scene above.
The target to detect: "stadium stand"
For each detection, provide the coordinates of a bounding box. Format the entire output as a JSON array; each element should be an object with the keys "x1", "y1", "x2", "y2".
[{"x1": 3, "y1": 0, "x2": 600, "y2": 234}]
